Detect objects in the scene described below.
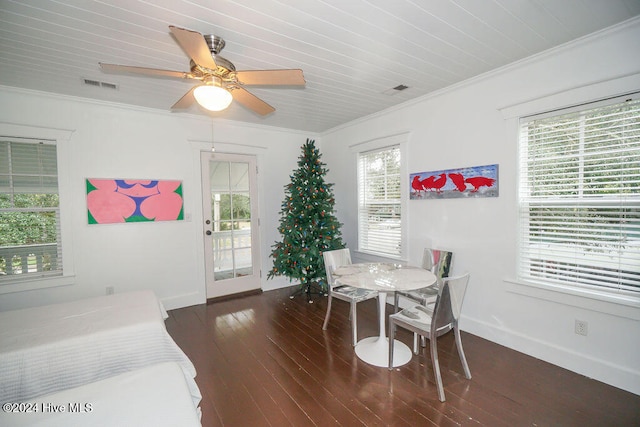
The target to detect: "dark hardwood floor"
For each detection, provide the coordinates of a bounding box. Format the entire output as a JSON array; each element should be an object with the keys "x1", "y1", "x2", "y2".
[{"x1": 165, "y1": 287, "x2": 639, "y2": 426}]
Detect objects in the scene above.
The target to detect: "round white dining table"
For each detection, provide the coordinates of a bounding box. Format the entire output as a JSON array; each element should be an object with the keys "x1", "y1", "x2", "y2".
[{"x1": 332, "y1": 263, "x2": 437, "y2": 367}]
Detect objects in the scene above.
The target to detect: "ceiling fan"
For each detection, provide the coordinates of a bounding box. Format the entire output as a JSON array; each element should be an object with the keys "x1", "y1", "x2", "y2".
[{"x1": 99, "y1": 25, "x2": 305, "y2": 115}]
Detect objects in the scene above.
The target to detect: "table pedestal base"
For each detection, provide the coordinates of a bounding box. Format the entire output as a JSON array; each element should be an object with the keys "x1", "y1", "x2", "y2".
[{"x1": 355, "y1": 336, "x2": 412, "y2": 368}]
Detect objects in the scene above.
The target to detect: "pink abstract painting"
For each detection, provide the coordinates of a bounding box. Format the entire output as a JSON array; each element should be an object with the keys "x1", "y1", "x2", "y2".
[{"x1": 87, "y1": 179, "x2": 184, "y2": 224}]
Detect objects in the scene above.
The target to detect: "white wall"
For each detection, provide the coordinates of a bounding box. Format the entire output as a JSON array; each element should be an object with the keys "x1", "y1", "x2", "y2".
[
  {"x1": 0, "y1": 89, "x2": 310, "y2": 311},
  {"x1": 320, "y1": 19, "x2": 640, "y2": 395}
]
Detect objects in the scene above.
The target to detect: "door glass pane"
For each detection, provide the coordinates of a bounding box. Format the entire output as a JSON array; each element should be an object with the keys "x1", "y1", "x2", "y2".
[
  {"x1": 230, "y1": 162, "x2": 249, "y2": 191},
  {"x1": 233, "y1": 232, "x2": 251, "y2": 250},
  {"x1": 210, "y1": 162, "x2": 230, "y2": 192},
  {"x1": 232, "y1": 192, "x2": 251, "y2": 221},
  {"x1": 234, "y1": 248, "x2": 252, "y2": 276},
  {"x1": 210, "y1": 160, "x2": 253, "y2": 281}
]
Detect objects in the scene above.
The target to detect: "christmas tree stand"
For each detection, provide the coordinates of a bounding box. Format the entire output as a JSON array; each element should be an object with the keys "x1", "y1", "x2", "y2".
[{"x1": 289, "y1": 280, "x2": 326, "y2": 303}]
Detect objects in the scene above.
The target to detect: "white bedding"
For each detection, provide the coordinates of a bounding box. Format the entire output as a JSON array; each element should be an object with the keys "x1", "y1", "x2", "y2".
[
  {"x1": 0, "y1": 362, "x2": 202, "y2": 426},
  {"x1": 0, "y1": 290, "x2": 197, "y2": 404}
]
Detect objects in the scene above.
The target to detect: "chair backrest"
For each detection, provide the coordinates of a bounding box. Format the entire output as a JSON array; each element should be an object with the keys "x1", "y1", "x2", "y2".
[
  {"x1": 322, "y1": 248, "x2": 352, "y2": 288},
  {"x1": 422, "y1": 248, "x2": 453, "y2": 279},
  {"x1": 431, "y1": 273, "x2": 470, "y2": 334}
]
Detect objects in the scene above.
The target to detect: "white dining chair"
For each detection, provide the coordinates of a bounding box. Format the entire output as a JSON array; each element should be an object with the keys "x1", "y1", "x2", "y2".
[
  {"x1": 321, "y1": 248, "x2": 378, "y2": 347},
  {"x1": 388, "y1": 272, "x2": 472, "y2": 402}
]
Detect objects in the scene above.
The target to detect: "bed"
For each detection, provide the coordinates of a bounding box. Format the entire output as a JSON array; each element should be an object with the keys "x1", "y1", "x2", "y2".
[
  {"x1": 0, "y1": 290, "x2": 197, "y2": 404},
  {"x1": 0, "y1": 362, "x2": 202, "y2": 426}
]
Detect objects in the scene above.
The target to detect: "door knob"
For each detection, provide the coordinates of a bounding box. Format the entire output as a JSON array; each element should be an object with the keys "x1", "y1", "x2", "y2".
[{"x1": 205, "y1": 230, "x2": 212, "y2": 235}]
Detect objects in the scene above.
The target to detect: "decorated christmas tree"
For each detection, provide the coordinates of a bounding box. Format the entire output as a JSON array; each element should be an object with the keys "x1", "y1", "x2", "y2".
[{"x1": 267, "y1": 139, "x2": 344, "y2": 298}]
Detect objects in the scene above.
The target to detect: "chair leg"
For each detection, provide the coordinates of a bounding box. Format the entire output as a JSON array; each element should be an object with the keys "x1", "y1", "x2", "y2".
[
  {"x1": 322, "y1": 295, "x2": 333, "y2": 330},
  {"x1": 430, "y1": 336, "x2": 446, "y2": 402},
  {"x1": 393, "y1": 292, "x2": 400, "y2": 313},
  {"x1": 388, "y1": 319, "x2": 396, "y2": 370},
  {"x1": 419, "y1": 297, "x2": 428, "y2": 348},
  {"x1": 350, "y1": 301, "x2": 358, "y2": 347},
  {"x1": 413, "y1": 333, "x2": 419, "y2": 355},
  {"x1": 454, "y1": 325, "x2": 472, "y2": 379}
]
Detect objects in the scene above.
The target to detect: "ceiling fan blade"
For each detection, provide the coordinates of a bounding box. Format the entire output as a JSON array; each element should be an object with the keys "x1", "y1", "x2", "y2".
[
  {"x1": 169, "y1": 25, "x2": 217, "y2": 70},
  {"x1": 230, "y1": 87, "x2": 275, "y2": 116},
  {"x1": 171, "y1": 86, "x2": 197, "y2": 110},
  {"x1": 234, "y1": 69, "x2": 305, "y2": 86},
  {"x1": 100, "y1": 63, "x2": 191, "y2": 80}
]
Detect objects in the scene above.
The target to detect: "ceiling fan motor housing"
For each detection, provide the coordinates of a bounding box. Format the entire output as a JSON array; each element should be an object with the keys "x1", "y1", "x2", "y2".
[
  {"x1": 204, "y1": 35, "x2": 225, "y2": 54},
  {"x1": 202, "y1": 35, "x2": 236, "y2": 74}
]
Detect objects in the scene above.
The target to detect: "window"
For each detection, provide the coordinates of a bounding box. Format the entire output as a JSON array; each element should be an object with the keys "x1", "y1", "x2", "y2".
[
  {"x1": 0, "y1": 139, "x2": 63, "y2": 281},
  {"x1": 357, "y1": 145, "x2": 402, "y2": 258},
  {"x1": 518, "y1": 96, "x2": 640, "y2": 294}
]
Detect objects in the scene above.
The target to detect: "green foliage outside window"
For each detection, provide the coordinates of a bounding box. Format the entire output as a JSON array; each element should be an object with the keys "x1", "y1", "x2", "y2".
[
  {"x1": 0, "y1": 194, "x2": 59, "y2": 274},
  {"x1": 214, "y1": 193, "x2": 251, "y2": 231},
  {"x1": 0, "y1": 194, "x2": 58, "y2": 246}
]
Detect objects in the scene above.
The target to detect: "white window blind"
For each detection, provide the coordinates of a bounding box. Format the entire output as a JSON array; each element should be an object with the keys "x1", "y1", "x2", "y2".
[
  {"x1": 357, "y1": 145, "x2": 402, "y2": 258},
  {"x1": 518, "y1": 97, "x2": 640, "y2": 294},
  {"x1": 0, "y1": 139, "x2": 63, "y2": 280}
]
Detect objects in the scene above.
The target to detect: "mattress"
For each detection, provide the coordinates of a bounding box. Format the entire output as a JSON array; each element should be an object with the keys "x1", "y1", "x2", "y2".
[
  {"x1": 0, "y1": 362, "x2": 202, "y2": 426},
  {"x1": 0, "y1": 290, "x2": 197, "y2": 403}
]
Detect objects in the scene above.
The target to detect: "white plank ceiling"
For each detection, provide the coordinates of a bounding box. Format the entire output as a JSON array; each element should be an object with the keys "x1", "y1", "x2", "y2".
[{"x1": 1, "y1": 0, "x2": 639, "y2": 133}]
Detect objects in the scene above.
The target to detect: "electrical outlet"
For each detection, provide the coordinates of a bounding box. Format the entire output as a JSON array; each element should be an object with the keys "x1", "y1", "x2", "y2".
[
  {"x1": 106, "y1": 286, "x2": 114, "y2": 295},
  {"x1": 575, "y1": 319, "x2": 588, "y2": 336}
]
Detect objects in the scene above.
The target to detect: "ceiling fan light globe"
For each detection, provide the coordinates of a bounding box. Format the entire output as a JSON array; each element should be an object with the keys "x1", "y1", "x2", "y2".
[{"x1": 194, "y1": 85, "x2": 233, "y2": 111}]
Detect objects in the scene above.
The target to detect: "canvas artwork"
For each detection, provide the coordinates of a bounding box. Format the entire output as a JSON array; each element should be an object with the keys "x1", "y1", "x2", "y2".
[
  {"x1": 410, "y1": 164, "x2": 498, "y2": 199},
  {"x1": 86, "y1": 179, "x2": 184, "y2": 224}
]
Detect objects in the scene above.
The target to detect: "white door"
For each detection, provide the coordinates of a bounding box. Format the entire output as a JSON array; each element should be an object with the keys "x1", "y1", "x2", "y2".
[{"x1": 201, "y1": 152, "x2": 261, "y2": 298}]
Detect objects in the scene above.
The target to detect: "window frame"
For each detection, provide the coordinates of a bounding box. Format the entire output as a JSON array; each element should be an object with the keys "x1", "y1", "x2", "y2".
[
  {"x1": 0, "y1": 123, "x2": 75, "y2": 294},
  {"x1": 516, "y1": 94, "x2": 640, "y2": 297},
  {"x1": 351, "y1": 133, "x2": 408, "y2": 261}
]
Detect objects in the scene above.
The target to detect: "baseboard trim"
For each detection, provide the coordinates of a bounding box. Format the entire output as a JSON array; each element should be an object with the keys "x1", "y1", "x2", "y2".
[
  {"x1": 161, "y1": 291, "x2": 204, "y2": 311},
  {"x1": 462, "y1": 315, "x2": 640, "y2": 396}
]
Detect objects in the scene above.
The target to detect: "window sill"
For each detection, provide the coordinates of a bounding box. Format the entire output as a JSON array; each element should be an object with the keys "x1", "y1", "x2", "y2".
[
  {"x1": 0, "y1": 274, "x2": 75, "y2": 295},
  {"x1": 352, "y1": 250, "x2": 405, "y2": 264},
  {"x1": 505, "y1": 278, "x2": 640, "y2": 321}
]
